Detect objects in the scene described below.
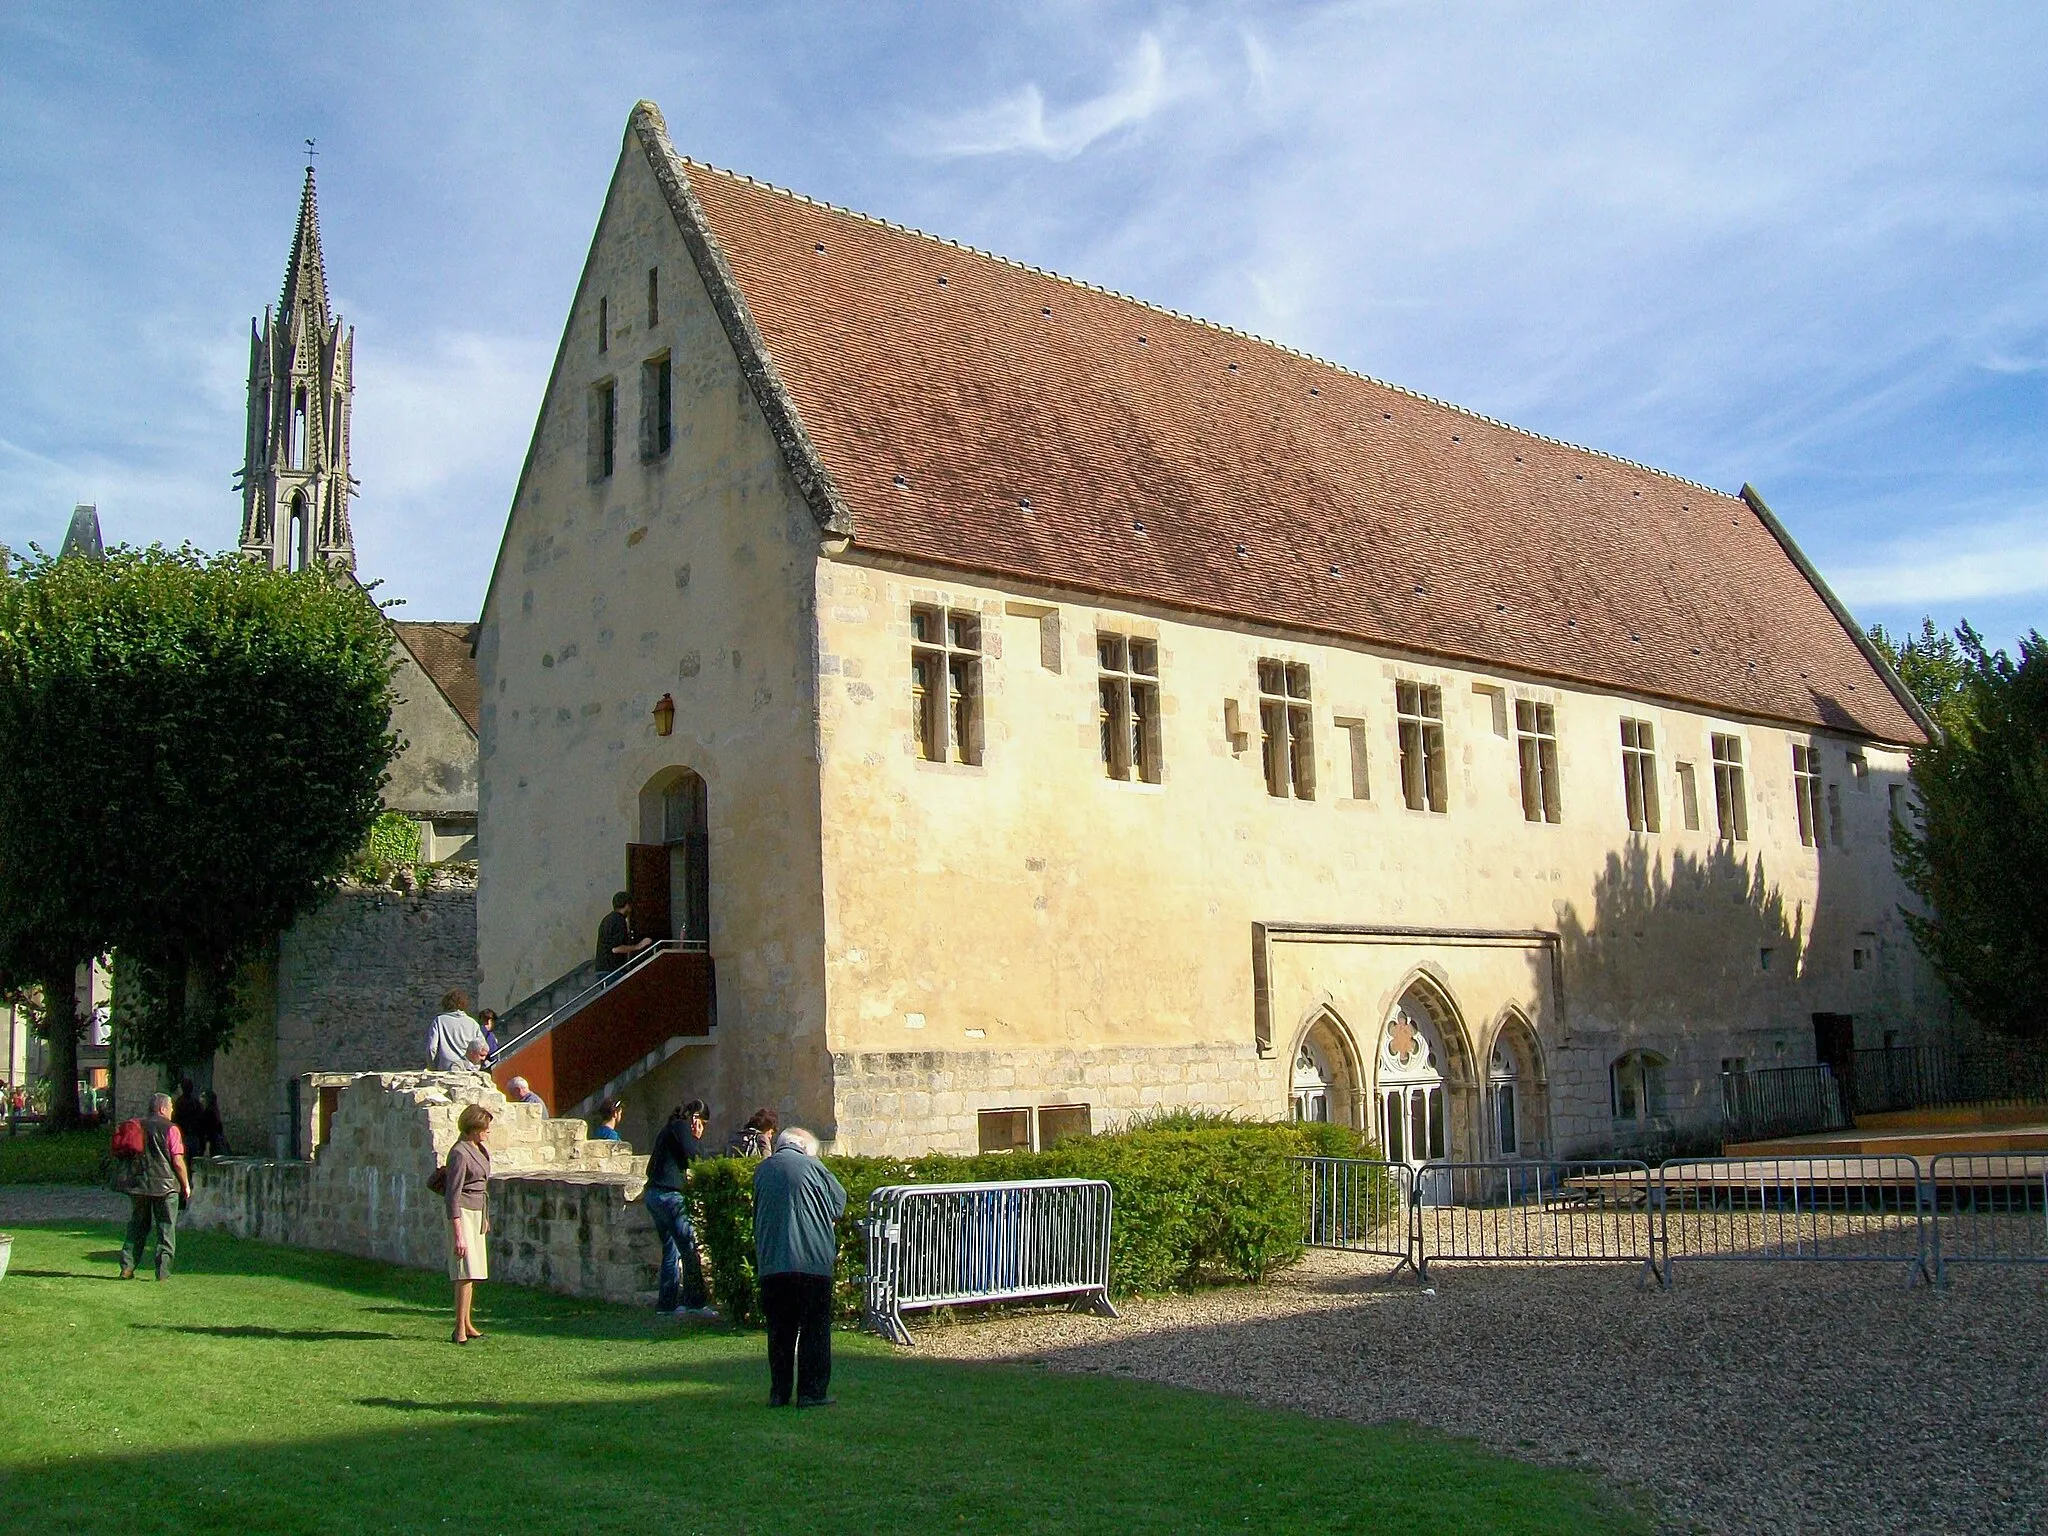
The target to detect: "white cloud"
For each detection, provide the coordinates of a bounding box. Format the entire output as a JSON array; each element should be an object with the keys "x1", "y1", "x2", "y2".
[
  {"x1": 914, "y1": 32, "x2": 1176, "y2": 160},
  {"x1": 1830, "y1": 516, "x2": 2048, "y2": 607}
]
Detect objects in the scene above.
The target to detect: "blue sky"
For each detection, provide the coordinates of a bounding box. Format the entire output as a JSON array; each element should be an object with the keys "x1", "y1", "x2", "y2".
[{"x1": 2, "y1": 3, "x2": 2043, "y2": 648}]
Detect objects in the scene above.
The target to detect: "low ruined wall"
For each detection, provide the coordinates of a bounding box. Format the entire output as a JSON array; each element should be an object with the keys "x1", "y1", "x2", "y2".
[{"x1": 185, "y1": 1071, "x2": 662, "y2": 1305}]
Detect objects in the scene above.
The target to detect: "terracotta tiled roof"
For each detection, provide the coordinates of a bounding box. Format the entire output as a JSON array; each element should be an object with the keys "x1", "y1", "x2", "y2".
[
  {"x1": 649, "y1": 121, "x2": 1926, "y2": 745},
  {"x1": 393, "y1": 621, "x2": 481, "y2": 734}
]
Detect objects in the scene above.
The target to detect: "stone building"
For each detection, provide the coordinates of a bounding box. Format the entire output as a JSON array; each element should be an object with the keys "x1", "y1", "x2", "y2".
[
  {"x1": 200, "y1": 169, "x2": 482, "y2": 1152},
  {"x1": 475, "y1": 102, "x2": 1939, "y2": 1159}
]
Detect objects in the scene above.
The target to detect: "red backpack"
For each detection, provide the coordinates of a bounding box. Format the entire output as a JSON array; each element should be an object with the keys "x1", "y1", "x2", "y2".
[{"x1": 111, "y1": 1118, "x2": 146, "y2": 1160}]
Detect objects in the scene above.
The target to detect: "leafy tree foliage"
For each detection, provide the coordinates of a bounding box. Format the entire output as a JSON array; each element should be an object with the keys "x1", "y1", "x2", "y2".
[
  {"x1": 0, "y1": 547, "x2": 397, "y2": 1118},
  {"x1": 1869, "y1": 617, "x2": 1976, "y2": 735},
  {"x1": 1888, "y1": 623, "x2": 2048, "y2": 1042}
]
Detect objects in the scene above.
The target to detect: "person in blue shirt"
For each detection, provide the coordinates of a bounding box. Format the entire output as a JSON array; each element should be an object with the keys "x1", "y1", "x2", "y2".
[
  {"x1": 644, "y1": 1100, "x2": 715, "y2": 1318},
  {"x1": 590, "y1": 1098, "x2": 625, "y2": 1142},
  {"x1": 752, "y1": 1127, "x2": 848, "y2": 1407}
]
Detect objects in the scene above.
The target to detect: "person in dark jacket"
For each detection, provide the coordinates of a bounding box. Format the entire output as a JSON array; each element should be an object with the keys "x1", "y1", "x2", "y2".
[
  {"x1": 725, "y1": 1107, "x2": 778, "y2": 1159},
  {"x1": 752, "y1": 1127, "x2": 848, "y2": 1407},
  {"x1": 199, "y1": 1091, "x2": 229, "y2": 1157},
  {"x1": 444, "y1": 1103, "x2": 494, "y2": 1344},
  {"x1": 171, "y1": 1079, "x2": 205, "y2": 1155},
  {"x1": 596, "y1": 891, "x2": 652, "y2": 975},
  {"x1": 644, "y1": 1100, "x2": 715, "y2": 1318},
  {"x1": 120, "y1": 1092, "x2": 192, "y2": 1281}
]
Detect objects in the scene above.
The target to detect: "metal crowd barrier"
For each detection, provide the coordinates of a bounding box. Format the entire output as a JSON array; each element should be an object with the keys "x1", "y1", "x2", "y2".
[
  {"x1": 1299, "y1": 1157, "x2": 1413, "y2": 1276},
  {"x1": 863, "y1": 1178, "x2": 1118, "y2": 1346},
  {"x1": 1657, "y1": 1156, "x2": 1932, "y2": 1285},
  {"x1": 1413, "y1": 1161, "x2": 1660, "y2": 1286},
  {"x1": 1299, "y1": 1153, "x2": 2048, "y2": 1289},
  {"x1": 1927, "y1": 1152, "x2": 2048, "y2": 1287}
]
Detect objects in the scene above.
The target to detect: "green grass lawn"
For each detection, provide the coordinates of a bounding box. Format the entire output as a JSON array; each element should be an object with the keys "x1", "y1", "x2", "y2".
[
  {"x1": 0, "y1": 1223, "x2": 1650, "y2": 1535},
  {"x1": 0, "y1": 1127, "x2": 107, "y2": 1184}
]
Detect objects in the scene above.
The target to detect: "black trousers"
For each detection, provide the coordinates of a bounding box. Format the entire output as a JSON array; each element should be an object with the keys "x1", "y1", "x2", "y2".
[{"x1": 760, "y1": 1271, "x2": 833, "y2": 1404}]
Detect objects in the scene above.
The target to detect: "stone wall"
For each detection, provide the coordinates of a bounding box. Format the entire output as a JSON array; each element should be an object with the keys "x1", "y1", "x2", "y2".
[
  {"x1": 185, "y1": 1071, "x2": 661, "y2": 1304},
  {"x1": 214, "y1": 880, "x2": 479, "y2": 1155}
]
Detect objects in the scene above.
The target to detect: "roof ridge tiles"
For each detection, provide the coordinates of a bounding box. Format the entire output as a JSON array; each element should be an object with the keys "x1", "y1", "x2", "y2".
[{"x1": 672, "y1": 154, "x2": 1728, "y2": 500}]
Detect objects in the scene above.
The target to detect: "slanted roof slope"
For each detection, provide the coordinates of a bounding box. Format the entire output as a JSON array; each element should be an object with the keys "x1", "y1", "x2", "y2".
[
  {"x1": 638, "y1": 116, "x2": 1924, "y2": 745},
  {"x1": 393, "y1": 621, "x2": 481, "y2": 734}
]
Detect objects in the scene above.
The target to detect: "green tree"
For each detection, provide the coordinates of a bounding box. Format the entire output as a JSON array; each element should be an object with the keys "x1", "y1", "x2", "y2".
[
  {"x1": 0, "y1": 547, "x2": 397, "y2": 1123},
  {"x1": 1891, "y1": 624, "x2": 2048, "y2": 1042},
  {"x1": 1869, "y1": 617, "x2": 1976, "y2": 735}
]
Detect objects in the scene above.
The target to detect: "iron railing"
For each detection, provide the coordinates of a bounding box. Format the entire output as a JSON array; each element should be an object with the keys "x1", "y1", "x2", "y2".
[
  {"x1": 1657, "y1": 1155, "x2": 1931, "y2": 1283},
  {"x1": 1720, "y1": 1064, "x2": 1851, "y2": 1141},
  {"x1": 1848, "y1": 1045, "x2": 2048, "y2": 1117},
  {"x1": 863, "y1": 1178, "x2": 1119, "y2": 1346}
]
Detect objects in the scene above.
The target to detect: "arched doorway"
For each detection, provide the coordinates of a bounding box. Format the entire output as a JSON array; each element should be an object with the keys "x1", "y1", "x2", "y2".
[
  {"x1": 1376, "y1": 999, "x2": 1449, "y2": 1168},
  {"x1": 1289, "y1": 1009, "x2": 1364, "y2": 1127},
  {"x1": 633, "y1": 769, "x2": 709, "y2": 944},
  {"x1": 1486, "y1": 1011, "x2": 1548, "y2": 1158}
]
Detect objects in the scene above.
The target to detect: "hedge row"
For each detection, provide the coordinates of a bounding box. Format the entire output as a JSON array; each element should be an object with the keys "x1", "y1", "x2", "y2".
[{"x1": 690, "y1": 1119, "x2": 1368, "y2": 1326}]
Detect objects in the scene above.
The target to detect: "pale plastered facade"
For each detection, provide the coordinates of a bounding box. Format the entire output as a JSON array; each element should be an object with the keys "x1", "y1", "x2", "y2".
[{"x1": 479, "y1": 125, "x2": 1934, "y2": 1157}]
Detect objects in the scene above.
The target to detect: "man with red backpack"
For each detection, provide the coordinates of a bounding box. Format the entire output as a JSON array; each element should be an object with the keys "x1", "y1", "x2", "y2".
[{"x1": 113, "y1": 1092, "x2": 192, "y2": 1281}]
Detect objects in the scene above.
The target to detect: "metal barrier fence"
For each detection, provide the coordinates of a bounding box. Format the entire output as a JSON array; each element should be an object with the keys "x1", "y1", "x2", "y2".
[
  {"x1": 1300, "y1": 1154, "x2": 2048, "y2": 1289},
  {"x1": 1298, "y1": 1158, "x2": 1413, "y2": 1275},
  {"x1": 1413, "y1": 1161, "x2": 1660, "y2": 1286},
  {"x1": 1657, "y1": 1156, "x2": 1931, "y2": 1284},
  {"x1": 863, "y1": 1178, "x2": 1118, "y2": 1345},
  {"x1": 1927, "y1": 1152, "x2": 2048, "y2": 1286}
]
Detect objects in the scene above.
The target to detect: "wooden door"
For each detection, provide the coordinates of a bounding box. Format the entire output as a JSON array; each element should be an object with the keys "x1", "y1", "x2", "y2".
[{"x1": 627, "y1": 843, "x2": 670, "y2": 948}]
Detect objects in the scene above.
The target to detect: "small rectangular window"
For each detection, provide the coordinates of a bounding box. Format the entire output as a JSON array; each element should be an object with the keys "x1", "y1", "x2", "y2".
[
  {"x1": 1711, "y1": 734, "x2": 1748, "y2": 842},
  {"x1": 1620, "y1": 719, "x2": 1660, "y2": 833},
  {"x1": 1888, "y1": 783, "x2": 1906, "y2": 823},
  {"x1": 1848, "y1": 751, "x2": 1869, "y2": 789},
  {"x1": 1514, "y1": 699, "x2": 1561, "y2": 823},
  {"x1": 1257, "y1": 659, "x2": 1314, "y2": 799},
  {"x1": 910, "y1": 604, "x2": 982, "y2": 765},
  {"x1": 587, "y1": 378, "x2": 616, "y2": 481},
  {"x1": 977, "y1": 1107, "x2": 1032, "y2": 1153},
  {"x1": 1098, "y1": 633, "x2": 1161, "y2": 783},
  {"x1": 647, "y1": 266, "x2": 660, "y2": 328},
  {"x1": 1335, "y1": 717, "x2": 1370, "y2": 800},
  {"x1": 1827, "y1": 781, "x2": 1844, "y2": 847},
  {"x1": 1395, "y1": 681, "x2": 1447, "y2": 813},
  {"x1": 641, "y1": 353, "x2": 672, "y2": 460},
  {"x1": 1676, "y1": 760, "x2": 1701, "y2": 831},
  {"x1": 597, "y1": 295, "x2": 609, "y2": 355},
  {"x1": 1036, "y1": 1104, "x2": 1091, "y2": 1146},
  {"x1": 1792, "y1": 744, "x2": 1824, "y2": 848}
]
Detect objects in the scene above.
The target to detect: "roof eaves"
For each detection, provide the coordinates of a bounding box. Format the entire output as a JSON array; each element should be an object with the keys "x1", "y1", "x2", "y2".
[
  {"x1": 675, "y1": 155, "x2": 1728, "y2": 500},
  {"x1": 1739, "y1": 484, "x2": 1935, "y2": 746},
  {"x1": 632, "y1": 104, "x2": 852, "y2": 538}
]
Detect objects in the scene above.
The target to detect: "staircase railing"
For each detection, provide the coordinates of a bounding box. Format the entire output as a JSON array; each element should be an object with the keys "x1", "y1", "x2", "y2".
[{"x1": 490, "y1": 941, "x2": 715, "y2": 1117}]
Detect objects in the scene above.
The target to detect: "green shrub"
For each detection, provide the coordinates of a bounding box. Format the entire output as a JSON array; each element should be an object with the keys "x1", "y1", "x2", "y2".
[{"x1": 691, "y1": 1120, "x2": 1364, "y2": 1326}]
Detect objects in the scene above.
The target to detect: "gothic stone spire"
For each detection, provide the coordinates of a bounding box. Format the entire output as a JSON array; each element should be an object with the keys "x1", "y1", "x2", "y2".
[{"x1": 239, "y1": 165, "x2": 356, "y2": 573}]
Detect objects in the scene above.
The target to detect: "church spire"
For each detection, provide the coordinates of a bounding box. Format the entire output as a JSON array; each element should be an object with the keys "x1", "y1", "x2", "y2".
[{"x1": 239, "y1": 164, "x2": 355, "y2": 573}]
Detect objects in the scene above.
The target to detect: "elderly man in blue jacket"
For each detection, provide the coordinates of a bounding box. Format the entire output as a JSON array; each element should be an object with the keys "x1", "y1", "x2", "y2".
[{"x1": 751, "y1": 1127, "x2": 848, "y2": 1407}]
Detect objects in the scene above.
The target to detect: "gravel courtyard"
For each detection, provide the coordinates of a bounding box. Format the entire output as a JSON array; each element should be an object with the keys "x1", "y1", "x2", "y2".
[{"x1": 915, "y1": 1249, "x2": 2048, "y2": 1535}]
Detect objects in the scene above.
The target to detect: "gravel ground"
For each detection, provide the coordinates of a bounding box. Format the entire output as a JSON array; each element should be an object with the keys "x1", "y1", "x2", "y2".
[
  {"x1": 0, "y1": 1184, "x2": 128, "y2": 1224},
  {"x1": 913, "y1": 1248, "x2": 2048, "y2": 1535}
]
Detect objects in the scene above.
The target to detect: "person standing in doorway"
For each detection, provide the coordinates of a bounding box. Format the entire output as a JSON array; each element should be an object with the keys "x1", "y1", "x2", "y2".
[
  {"x1": 119, "y1": 1092, "x2": 192, "y2": 1281},
  {"x1": 752, "y1": 1127, "x2": 847, "y2": 1408},
  {"x1": 596, "y1": 892, "x2": 653, "y2": 975},
  {"x1": 443, "y1": 1103, "x2": 493, "y2": 1344},
  {"x1": 644, "y1": 1100, "x2": 715, "y2": 1319}
]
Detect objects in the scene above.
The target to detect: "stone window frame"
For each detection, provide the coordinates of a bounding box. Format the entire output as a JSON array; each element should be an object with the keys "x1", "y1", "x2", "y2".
[
  {"x1": 1514, "y1": 697, "x2": 1562, "y2": 824},
  {"x1": 1333, "y1": 715, "x2": 1371, "y2": 801},
  {"x1": 1395, "y1": 679, "x2": 1448, "y2": 813},
  {"x1": 1674, "y1": 758, "x2": 1702, "y2": 831},
  {"x1": 1620, "y1": 717, "x2": 1661, "y2": 833},
  {"x1": 1096, "y1": 630, "x2": 1162, "y2": 784},
  {"x1": 587, "y1": 377, "x2": 617, "y2": 482},
  {"x1": 910, "y1": 604, "x2": 983, "y2": 766},
  {"x1": 1257, "y1": 658, "x2": 1316, "y2": 799},
  {"x1": 1792, "y1": 742, "x2": 1826, "y2": 848},
  {"x1": 1710, "y1": 732, "x2": 1748, "y2": 843},
  {"x1": 640, "y1": 351, "x2": 672, "y2": 461},
  {"x1": 1609, "y1": 1049, "x2": 1668, "y2": 1126},
  {"x1": 976, "y1": 1106, "x2": 1032, "y2": 1153}
]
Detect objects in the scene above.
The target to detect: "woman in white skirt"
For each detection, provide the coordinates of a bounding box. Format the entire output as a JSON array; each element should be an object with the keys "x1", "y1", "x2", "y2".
[{"x1": 445, "y1": 1103, "x2": 493, "y2": 1343}]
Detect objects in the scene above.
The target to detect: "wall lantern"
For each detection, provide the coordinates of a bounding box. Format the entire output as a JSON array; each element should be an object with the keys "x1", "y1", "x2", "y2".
[{"x1": 652, "y1": 693, "x2": 675, "y2": 737}]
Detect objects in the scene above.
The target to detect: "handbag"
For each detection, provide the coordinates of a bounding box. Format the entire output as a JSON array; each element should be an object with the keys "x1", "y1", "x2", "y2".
[{"x1": 426, "y1": 1164, "x2": 448, "y2": 1195}]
